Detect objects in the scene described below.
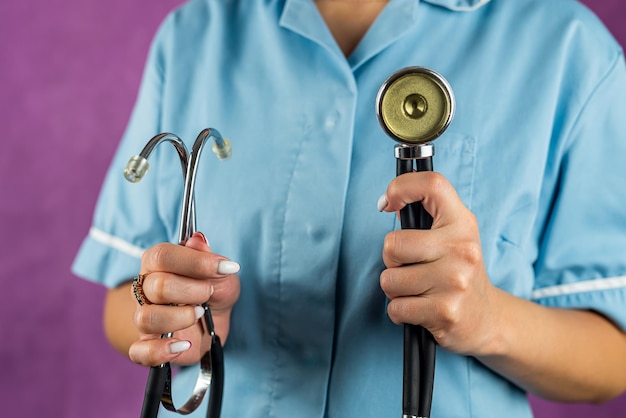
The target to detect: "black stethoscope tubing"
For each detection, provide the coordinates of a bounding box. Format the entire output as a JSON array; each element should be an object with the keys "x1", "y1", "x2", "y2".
[{"x1": 397, "y1": 155, "x2": 436, "y2": 418}]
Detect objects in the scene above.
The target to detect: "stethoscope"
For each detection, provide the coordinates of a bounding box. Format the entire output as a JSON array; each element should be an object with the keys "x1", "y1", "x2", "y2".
[
  {"x1": 123, "y1": 128, "x2": 232, "y2": 418},
  {"x1": 121, "y1": 66, "x2": 454, "y2": 418},
  {"x1": 376, "y1": 66, "x2": 456, "y2": 418}
]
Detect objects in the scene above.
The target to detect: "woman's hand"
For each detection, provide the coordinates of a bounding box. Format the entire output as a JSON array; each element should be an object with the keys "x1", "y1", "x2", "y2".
[
  {"x1": 378, "y1": 171, "x2": 502, "y2": 357},
  {"x1": 128, "y1": 232, "x2": 241, "y2": 367},
  {"x1": 379, "y1": 171, "x2": 626, "y2": 402}
]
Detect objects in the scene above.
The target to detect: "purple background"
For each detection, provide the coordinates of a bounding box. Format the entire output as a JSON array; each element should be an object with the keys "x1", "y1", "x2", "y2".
[{"x1": 1, "y1": 0, "x2": 624, "y2": 417}]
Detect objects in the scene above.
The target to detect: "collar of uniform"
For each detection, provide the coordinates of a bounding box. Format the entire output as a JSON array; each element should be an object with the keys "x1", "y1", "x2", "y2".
[
  {"x1": 278, "y1": 0, "x2": 491, "y2": 65},
  {"x1": 423, "y1": 0, "x2": 491, "y2": 11},
  {"x1": 279, "y1": 0, "x2": 419, "y2": 60}
]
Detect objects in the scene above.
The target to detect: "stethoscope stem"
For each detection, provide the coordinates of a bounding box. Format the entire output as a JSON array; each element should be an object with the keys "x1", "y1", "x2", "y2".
[{"x1": 396, "y1": 145, "x2": 436, "y2": 418}]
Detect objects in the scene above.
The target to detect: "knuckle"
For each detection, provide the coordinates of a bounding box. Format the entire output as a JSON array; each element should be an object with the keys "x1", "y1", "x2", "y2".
[
  {"x1": 146, "y1": 274, "x2": 168, "y2": 304},
  {"x1": 425, "y1": 171, "x2": 447, "y2": 193},
  {"x1": 386, "y1": 178, "x2": 401, "y2": 200},
  {"x1": 199, "y1": 255, "x2": 220, "y2": 276},
  {"x1": 438, "y1": 298, "x2": 462, "y2": 329},
  {"x1": 127, "y1": 345, "x2": 142, "y2": 364},
  {"x1": 458, "y1": 240, "x2": 482, "y2": 267},
  {"x1": 379, "y1": 270, "x2": 393, "y2": 294},
  {"x1": 382, "y1": 231, "x2": 402, "y2": 267},
  {"x1": 190, "y1": 282, "x2": 214, "y2": 306},
  {"x1": 143, "y1": 242, "x2": 170, "y2": 270},
  {"x1": 386, "y1": 300, "x2": 400, "y2": 323},
  {"x1": 211, "y1": 276, "x2": 241, "y2": 311},
  {"x1": 466, "y1": 210, "x2": 479, "y2": 227},
  {"x1": 198, "y1": 282, "x2": 214, "y2": 303},
  {"x1": 134, "y1": 307, "x2": 158, "y2": 333},
  {"x1": 447, "y1": 269, "x2": 471, "y2": 293},
  {"x1": 129, "y1": 342, "x2": 160, "y2": 367},
  {"x1": 387, "y1": 299, "x2": 410, "y2": 324}
]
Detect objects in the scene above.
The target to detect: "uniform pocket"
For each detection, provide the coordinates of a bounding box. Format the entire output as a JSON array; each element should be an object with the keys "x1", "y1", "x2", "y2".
[{"x1": 432, "y1": 132, "x2": 477, "y2": 210}]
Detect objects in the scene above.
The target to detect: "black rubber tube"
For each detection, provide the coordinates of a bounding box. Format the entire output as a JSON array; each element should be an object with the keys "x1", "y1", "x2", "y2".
[
  {"x1": 397, "y1": 157, "x2": 436, "y2": 418},
  {"x1": 140, "y1": 366, "x2": 168, "y2": 418}
]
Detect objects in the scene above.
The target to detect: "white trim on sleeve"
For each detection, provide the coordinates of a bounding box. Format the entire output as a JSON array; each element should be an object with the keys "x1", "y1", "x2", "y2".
[
  {"x1": 532, "y1": 275, "x2": 626, "y2": 299},
  {"x1": 89, "y1": 227, "x2": 145, "y2": 259}
]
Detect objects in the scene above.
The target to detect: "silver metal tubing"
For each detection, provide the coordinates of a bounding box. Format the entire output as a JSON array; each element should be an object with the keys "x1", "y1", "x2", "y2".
[
  {"x1": 178, "y1": 128, "x2": 230, "y2": 245},
  {"x1": 124, "y1": 133, "x2": 189, "y2": 182},
  {"x1": 395, "y1": 144, "x2": 434, "y2": 160},
  {"x1": 123, "y1": 132, "x2": 197, "y2": 237}
]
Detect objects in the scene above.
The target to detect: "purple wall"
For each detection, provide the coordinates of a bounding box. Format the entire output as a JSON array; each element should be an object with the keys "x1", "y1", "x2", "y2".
[{"x1": 0, "y1": 1, "x2": 624, "y2": 417}]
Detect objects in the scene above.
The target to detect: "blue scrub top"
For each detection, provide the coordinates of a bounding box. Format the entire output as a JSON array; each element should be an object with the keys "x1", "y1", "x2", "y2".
[{"x1": 73, "y1": 0, "x2": 626, "y2": 417}]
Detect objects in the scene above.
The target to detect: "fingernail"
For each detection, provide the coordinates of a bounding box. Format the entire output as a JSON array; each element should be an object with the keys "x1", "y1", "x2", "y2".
[
  {"x1": 217, "y1": 260, "x2": 240, "y2": 275},
  {"x1": 169, "y1": 340, "x2": 191, "y2": 354},
  {"x1": 194, "y1": 305, "x2": 205, "y2": 319},
  {"x1": 377, "y1": 194, "x2": 388, "y2": 212}
]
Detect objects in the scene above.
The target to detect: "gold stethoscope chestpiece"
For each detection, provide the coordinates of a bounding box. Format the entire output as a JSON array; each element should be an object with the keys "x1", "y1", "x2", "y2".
[{"x1": 376, "y1": 66, "x2": 455, "y2": 146}]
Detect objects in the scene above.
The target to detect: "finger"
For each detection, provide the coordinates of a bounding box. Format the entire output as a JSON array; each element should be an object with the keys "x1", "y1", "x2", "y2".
[
  {"x1": 134, "y1": 304, "x2": 205, "y2": 335},
  {"x1": 185, "y1": 231, "x2": 211, "y2": 252},
  {"x1": 184, "y1": 231, "x2": 241, "y2": 312},
  {"x1": 381, "y1": 228, "x2": 446, "y2": 268},
  {"x1": 142, "y1": 272, "x2": 214, "y2": 305},
  {"x1": 386, "y1": 295, "x2": 438, "y2": 327},
  {"x1": 380, "y1": 263, "x2": 433, "y2": 299},
  {"x1": 141, "y1": 241, "x2": 240, "y2": 279},
  {"x1": 186, "y1": 232, "x2": 240, "y2": 276},
  {"x1": 379, "y1": 172, "x2": 466, "y2": 228},
  {"x1": 128, "y1": 336, "x2": 193, "y2": 367}
]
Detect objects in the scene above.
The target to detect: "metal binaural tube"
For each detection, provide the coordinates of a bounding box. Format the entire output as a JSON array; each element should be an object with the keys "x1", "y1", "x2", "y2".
[
  {"x1": 178, "y1": 128, "x2": 230, "y2": 244},
  {"x1": 123, "y1": 132, "x2": 198, "y2": 244},
  {"x1": 123, "y1": 132, "x2": 196, "y2": 236},
  {"x1": 124, "y1": 133, "x2": 190, "y2": 182}
]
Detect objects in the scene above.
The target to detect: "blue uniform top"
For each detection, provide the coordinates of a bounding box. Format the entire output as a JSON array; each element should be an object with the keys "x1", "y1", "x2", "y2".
[{"x1": 73, "y1": 0, "x2": 626, "y2": 417}]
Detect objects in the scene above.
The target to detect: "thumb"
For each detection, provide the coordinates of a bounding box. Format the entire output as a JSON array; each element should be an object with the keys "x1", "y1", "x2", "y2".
[
  {"x1": 381, "y1": 172, "x2": 465, "y2": 228},
  {"x1": 185, "y1": 231, "x2": 212, "y2": 252}
]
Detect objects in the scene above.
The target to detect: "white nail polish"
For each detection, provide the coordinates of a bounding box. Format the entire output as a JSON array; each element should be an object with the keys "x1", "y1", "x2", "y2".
[
  {"x1": 194, "y1": 305, "x2": 205, "y2": 319},
  {"x1": 169, "y1": 340, "x2": 191, "y2": 354},
  {"x1": 218, "y1": 260, "x2": 240, "y2": 275},
  {"x1": 377, "y1": 194, "x2": 388, "y2": 212}
]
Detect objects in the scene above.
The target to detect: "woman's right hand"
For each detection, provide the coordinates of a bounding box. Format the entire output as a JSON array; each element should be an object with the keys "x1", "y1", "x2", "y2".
[{"x1": 128, "y1": 232, "x2": 241, "y2": 367}]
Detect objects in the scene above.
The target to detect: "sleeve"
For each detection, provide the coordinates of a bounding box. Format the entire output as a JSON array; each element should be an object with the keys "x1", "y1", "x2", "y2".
[
  {"x1": 531, "y1": 50, "x2": 626, "y2": 330},
  {"x1": 72, "y1": 15, "x2": 178, "y2": 288}
]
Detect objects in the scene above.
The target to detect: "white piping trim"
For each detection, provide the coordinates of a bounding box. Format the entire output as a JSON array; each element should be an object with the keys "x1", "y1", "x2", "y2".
[
  {"x1": 89, "y1": 227, "x2": 145, "y2": 259},
  {"x1": 532, "y1": 276, "x2": 626, "y2": 299}
]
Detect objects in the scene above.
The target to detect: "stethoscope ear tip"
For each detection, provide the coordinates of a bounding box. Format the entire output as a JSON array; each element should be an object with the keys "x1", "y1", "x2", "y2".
[
  {"x1": 212, "y1": 138, "x2": 232, "y2": 160},
  {"x1": 123, "y1": 155, "x2": 151, "y2": 183}
]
